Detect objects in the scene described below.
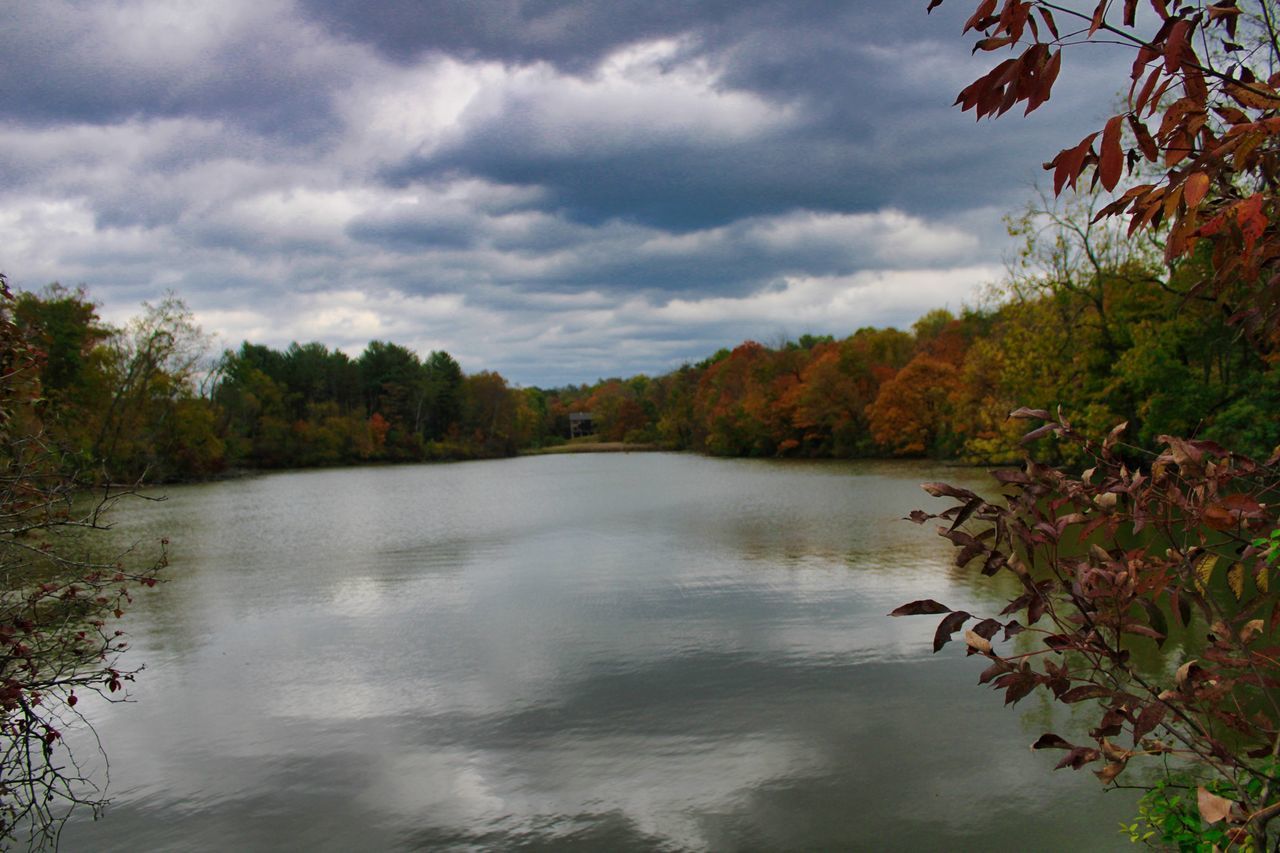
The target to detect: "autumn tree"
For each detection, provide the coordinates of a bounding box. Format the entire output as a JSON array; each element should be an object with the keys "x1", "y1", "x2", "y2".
[
  {"x1": 0, "y1": 275, "x2": 165, "y2": 847},
  {"x1": 895, "y1": 1, "x2": 1280, "y2": 847},
  {"x1": 867, "y1": 355, "x2": 962, "y2": 456}
]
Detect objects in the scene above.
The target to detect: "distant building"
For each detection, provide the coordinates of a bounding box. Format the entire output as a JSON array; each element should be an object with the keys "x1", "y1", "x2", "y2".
[{"x1": 569, "y1": 412, "x2": 595, "y2": 438}]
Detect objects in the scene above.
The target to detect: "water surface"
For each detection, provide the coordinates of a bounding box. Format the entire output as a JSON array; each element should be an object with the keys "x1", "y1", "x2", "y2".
[{"x1": 62, "y1": 453, "x2": 1133, "y2": 851}]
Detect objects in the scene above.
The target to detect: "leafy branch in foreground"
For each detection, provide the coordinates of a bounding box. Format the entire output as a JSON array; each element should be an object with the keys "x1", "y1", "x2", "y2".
[
  {"x1": 930, "y1": 0, "x2": 1280, "y2": 346},
  {"x1": 895, "y1": 409, "x2": 1280, "y2": 848},
  {"x1": 905, "y1": 2, "x2": 1280, "y2": 847},
  {"x1": 0, "y1": 274, "x2": 165, "y2": 849}
]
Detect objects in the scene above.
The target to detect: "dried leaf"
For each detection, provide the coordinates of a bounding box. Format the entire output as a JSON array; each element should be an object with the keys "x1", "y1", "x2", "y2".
[
  {"x1": 1198, "y1": 786, "x2": 1234, "y2": 824},
  {"x1": 1094, "y1": 761, "x2": 1126, "y2": 784},
  {"x1": 1055, "y1": 746, "x2": 1101, "y2": 770},
  {"x1": 964, "y1": 629, "x2": 993, "y2": 654},
  {"x1": 1101, "y1": 738, "x2": 1134, "y2": 762},
  {"x1": 1176, "y1": 659, "x2": 1202, "y2": 690},
  {"x1": 1240, "y1": 619, "x2": 1265, "y2": 643}
]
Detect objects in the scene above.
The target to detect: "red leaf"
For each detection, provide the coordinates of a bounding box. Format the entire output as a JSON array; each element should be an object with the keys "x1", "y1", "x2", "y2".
[
  {"x1": 1050, "y1": 133, "x2": 1099, "y2": 195},
  {"x1": 1183, "y1": 171, "x2": 1210, "y2": 207},
  {"x1": 1133, "y1": 65, "x2": 1162, "y2": 115},
  {"x1": 1099, "y1": 115, "x2": 1125, "y2": 191},
  {"x1": 1164, "y1": 19, "x2": 1191, "y2": 72},
  {"x1": 1088, "y1": 0, "x2": 1107, "y2": 36},
  {"x1": 1127, "y1": 115, "x2": 1159, "y2": 161},
  {"x1": 964, "y1": 0, "x2": 998, "y2": 33},
  {"x1": 1037, "y1": 7, "x2": 1059, "y2": 39},
  {"x1": 974, "y1": 36, "x2": 1017, "y2": 53}
]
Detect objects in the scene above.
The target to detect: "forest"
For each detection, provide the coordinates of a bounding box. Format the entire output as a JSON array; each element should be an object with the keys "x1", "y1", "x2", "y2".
[{"x1": 13, "y1": 195, "x2": 1279, "y2": 484}]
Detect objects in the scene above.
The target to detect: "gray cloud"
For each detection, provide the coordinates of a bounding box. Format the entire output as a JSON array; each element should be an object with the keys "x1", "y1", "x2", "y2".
[{"x1": 0, "y1": 0, "x2": 1132, "y2": 385}]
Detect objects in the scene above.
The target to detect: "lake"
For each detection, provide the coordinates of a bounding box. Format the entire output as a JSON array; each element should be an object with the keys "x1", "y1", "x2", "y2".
[{"x1": 61, "y1": 453, "x2": 1134, "y2": 851}]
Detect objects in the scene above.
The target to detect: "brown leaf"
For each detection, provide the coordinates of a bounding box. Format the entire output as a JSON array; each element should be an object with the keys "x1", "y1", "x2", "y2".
[
  {"x1": 971, "y1": 618, "x2": 1002, "y2": 640},
  {"x1": 889, "y1": 599, "x2": 951, "y2": 617},
  {"x1": 1197, "y1": 786, "x2": 1235, "y2": 824},
  {"x1": 1176, "y1": 659, "x2": 1203, "y2": 690},
  {"x1": 1030, "y1": 733, "x2": 1073, "y2": 750},
  {"x1": 1100, "y1": 738, "x2": 1133, "y2": 762},
  {"x1": 1133, "y1": 701, "x2": 1167, "y2": 743},
  {"x1": 1020, "y1": 422, "x2": 1060, "y2": 445},
  {"x1": 934, "y1": 610, "x2": 972, "y2": 653},
  {"x1": 1240, "y1": 619, "x2": 1265, "y2": 644},
  {"x1": 1094, "y1": 761, "x2": 1126, "y2": 784},
  {"x1": 921, "y1": 482, "x2": 978, "y2": 500},
  {"x1": 964, "y1": 629, "x2": 993, "y2": 654},
  {"x1": 1204, "y1": 505, "x2": 1238, "y2": 531},
  {"x1": 1055, "y1": 746, "x2": 1101, "y2": 770},
  {"x1": 1060, "y1": 684, "x2": 1113, "y2": 703}
]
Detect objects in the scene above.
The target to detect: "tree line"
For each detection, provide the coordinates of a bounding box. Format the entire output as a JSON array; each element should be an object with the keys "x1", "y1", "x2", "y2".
[{"x1": 14, "y1": 199, "x2": 1278, "y2": 484}]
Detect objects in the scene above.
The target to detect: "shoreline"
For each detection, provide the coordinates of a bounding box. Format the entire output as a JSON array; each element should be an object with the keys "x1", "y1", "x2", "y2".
[{"x1": 521, "y1": 442, "x2": 668, "y2": 455}]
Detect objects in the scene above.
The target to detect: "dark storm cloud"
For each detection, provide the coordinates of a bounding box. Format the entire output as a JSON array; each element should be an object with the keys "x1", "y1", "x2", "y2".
[
  {"x1": 300, "y1": 0, "x2": 773, "y2": 69},
  {"x1": 0, "y1": 1, "x2": 352, "y2": 140},
  {"x1": 365, "y1": 1, "x2": 1103, "y2": 229},
  {"x1": 0, "y1": 0, "x2": 1132, "y2": 385}
]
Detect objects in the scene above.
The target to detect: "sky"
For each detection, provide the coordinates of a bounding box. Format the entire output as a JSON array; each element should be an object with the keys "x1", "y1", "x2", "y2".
[{"x1": 0, "y1": 0, "x2": 1125, "y2": 387}]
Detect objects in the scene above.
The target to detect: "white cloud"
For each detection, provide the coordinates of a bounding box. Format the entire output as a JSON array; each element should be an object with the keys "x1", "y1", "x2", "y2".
[
  {"x1": 0, "y1": 1, "x2": 1029, "y2": 387},
  {"x1": 655, "y1": 266, "x2": 999, "y2": 328}
]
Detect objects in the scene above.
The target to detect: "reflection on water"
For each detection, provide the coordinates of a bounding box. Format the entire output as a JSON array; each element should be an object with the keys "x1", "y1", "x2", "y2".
[{"x1": 62, "y1": 454, "x2": 1133, "y2": 851}]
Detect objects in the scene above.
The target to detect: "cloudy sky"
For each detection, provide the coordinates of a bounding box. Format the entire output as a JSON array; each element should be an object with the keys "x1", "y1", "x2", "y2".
[{"x1": 1, "y1": 0, "x2": 1122, "y2": 386}]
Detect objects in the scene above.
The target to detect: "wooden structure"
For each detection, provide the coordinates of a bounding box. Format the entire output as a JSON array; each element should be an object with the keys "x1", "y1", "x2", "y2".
[{"x1": 569, "y1": 412, "x2": 595, "y2": 438}]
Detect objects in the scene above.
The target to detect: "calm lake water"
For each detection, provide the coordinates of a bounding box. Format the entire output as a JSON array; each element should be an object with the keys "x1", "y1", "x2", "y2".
[{"x1": 61, "y1": 453, "x2": 1134, "y2": 851}]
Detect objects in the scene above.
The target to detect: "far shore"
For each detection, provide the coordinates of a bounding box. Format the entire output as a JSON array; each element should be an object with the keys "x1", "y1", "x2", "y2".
[{"x1": 522, "y1": 441, "x2": 667, "y2": 455}]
